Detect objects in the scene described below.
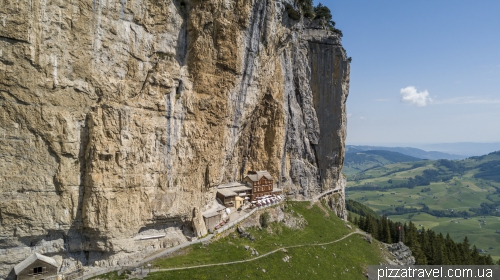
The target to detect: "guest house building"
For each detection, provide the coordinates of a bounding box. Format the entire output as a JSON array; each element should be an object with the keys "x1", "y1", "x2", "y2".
[{"x1": 243, "y1": 170, "x2": 281, "y2": 200}]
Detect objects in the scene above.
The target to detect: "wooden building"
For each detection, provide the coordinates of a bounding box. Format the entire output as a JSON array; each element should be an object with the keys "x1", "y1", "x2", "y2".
[
  {"x1": 216, "y1": 182, "x2": 252, "y2": 208},
  {"x1": 14, "y1": 253, "x2": 59, "y2": 280},
  {"x1": 244, "y1": 170, "x2": 275, "y2": 200},
  {"x1": 216, "y1": 188, "x2": 237, "y2": 208}
]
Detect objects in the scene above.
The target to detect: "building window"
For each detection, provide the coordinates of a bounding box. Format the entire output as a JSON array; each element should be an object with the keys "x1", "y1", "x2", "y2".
[{"x1": 33, "y1": 267, "x2": 43, "y2": 275}]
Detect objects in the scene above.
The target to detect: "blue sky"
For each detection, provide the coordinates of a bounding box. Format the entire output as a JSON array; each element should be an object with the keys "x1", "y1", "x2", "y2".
[{"x1": 315, "y1": 1, "x2": 500, "y2": 145}]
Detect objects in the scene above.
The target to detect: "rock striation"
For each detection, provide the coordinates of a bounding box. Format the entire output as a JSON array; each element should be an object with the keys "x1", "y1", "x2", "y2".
[{"x1": 0, "y1": 0, "x2": 349, "y2": 277}]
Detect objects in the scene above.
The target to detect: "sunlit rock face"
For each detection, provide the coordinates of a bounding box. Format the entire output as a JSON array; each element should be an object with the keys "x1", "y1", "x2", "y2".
[{"x1": 0, "y1": 0, "x2": 349, "y2": 277}]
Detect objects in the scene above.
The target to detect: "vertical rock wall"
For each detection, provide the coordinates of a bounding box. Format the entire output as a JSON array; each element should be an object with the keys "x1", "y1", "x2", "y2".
[{"x1": 0, "y1": 0, "x2": 349, "y2": 277}]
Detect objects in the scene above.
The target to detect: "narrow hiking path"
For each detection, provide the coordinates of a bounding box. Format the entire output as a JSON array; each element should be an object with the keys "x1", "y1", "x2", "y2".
[{"x1": 150, "y1": 230, "x2": 366, "y2": 273}]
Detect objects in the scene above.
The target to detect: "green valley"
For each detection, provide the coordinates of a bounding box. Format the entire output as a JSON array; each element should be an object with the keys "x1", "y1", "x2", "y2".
[{"x1": 346, "y1": 150, "x2": 500, "y2": 259}]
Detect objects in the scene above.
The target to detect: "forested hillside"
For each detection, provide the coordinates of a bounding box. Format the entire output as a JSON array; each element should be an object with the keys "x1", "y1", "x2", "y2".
[{"x1": 347, "y1": 200, "x2": 494, "y2": 265}]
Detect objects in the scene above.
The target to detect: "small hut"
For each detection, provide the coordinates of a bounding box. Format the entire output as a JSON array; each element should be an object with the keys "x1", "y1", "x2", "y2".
[
  {"x1": 14, "y1": 253, "x2": 59, "y2": 280},
  {"x1": 202, "y1": 201, "x2": 226, "y2": 231}
]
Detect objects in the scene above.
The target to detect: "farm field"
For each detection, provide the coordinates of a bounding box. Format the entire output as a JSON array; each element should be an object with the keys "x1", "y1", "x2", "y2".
[
  {"x1": 347, "y1": 181, "x2": 497, "y2": 214},
  {"x1": 346, "y1": 162, "x2": 440, "y2": 187},
  {"x1": 343, "y1": 149, "x2": 418, "y2": 175}
]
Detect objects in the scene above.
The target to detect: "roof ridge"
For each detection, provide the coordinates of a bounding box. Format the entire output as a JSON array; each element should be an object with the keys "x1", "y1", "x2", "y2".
[{"x1": 14, "y1": 253, "x2": 58, "y2": 275}]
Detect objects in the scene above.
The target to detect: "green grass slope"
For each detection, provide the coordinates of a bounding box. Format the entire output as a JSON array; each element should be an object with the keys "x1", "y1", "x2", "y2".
[{"x1": 138, "y1": 202, "x2": 386, "y2": 280}]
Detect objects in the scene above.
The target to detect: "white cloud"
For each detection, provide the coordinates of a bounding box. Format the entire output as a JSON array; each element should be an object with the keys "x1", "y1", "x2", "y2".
[{"x1": 400, "y1": 86, "x2": 432, "y2": 107}]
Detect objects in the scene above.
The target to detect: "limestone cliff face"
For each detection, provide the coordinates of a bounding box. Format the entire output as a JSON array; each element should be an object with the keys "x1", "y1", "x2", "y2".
[{"x1": 0, "y1": 0, "x2": 349, "y2": 277}]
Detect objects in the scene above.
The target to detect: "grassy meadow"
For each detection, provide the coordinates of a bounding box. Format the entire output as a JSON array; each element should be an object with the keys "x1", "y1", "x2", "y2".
[{"x1": 146, "y1": 201, "x2": 385, "y2": 279}]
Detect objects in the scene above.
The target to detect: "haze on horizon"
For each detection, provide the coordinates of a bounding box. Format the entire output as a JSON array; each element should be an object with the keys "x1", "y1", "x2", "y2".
[{"x1": 317, "y1": 0, "x2": 500, "y2": 145}]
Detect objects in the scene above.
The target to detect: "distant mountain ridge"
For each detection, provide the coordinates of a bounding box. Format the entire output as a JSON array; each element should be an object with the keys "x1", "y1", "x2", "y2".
[
  {"x1": 346, "y1": 145, "x2": 466, "y2": 160},
  {"x1": 346, "y1": 149, "x2": 421, "y2": 163},
  {"x1": 415, "y1": 142, "x2": 500, "y2": 157}
]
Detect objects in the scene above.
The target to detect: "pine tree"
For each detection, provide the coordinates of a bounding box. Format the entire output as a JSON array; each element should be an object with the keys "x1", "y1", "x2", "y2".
[
  {"x1": 434, "y1": 233, "x2": 450, "y2": 265},
  {"x1": 461, "y1": 237, "x2": 473, "y2": 264},
  {"x1": 485, "y1": 254, "x2": 494, "y2": 265},
  {"x1": 390, "y1": 221, "x2": 400, "y2": 243},
  {"x1": 423, "y1": 229, "x2": 435, "y2": 264},
  {"x1": 378, "y1": 218, "x2": 385, "y2": 242},
  {"x1": 380, "y1": 216, "x2": 392, "y2": 243},
  {"x1": 403, "y1": 221, "x2": 427, "y2": 264},
  {"x1": 369, "y1": 215, "x2": 375, "y2": 235},
  {"x1": 358, "y1": 216, "x2": 366, "y2": 231},
  {"x1": 419, "y1": 227, "x2": 429, "y2": 260},
  {"x1": 405, "y1": 221, "x2": 417, "y2": 247},
  {"x1": 471, "y1": 245, "x2": 480, "y2": 264},
  {"x1": 445, "y1": 233, "x2": 458, "y2": 264},
  {"x1": 401, "y1": 223, "x2": 405, "y2": 243},
  {"x1": 365, "y1": 215, "x2": 378, "y2": 238}
]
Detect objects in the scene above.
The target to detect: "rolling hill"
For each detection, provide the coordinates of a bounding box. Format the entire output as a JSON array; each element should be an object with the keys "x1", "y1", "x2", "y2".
[
  {"x1": 344, "y1": 149, "x2": 421, "y2": 175},
  {"x1": 346, "y1": 145, "x2": 465, "y2": 161}
]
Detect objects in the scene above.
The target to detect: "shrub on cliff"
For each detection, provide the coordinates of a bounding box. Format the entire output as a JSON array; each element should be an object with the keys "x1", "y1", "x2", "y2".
[
  {"x1": 314, "y1": 3, "x2": 343, "y2": 37},
  {"x1": 314, "y1": 3, "x2": 332, "y2": 22},
  {"x1": 298, "y1": 0, "x2": 314, "y2": 19},
  {"x1": 260, "y1": 212, "x2": 271, "y2": 228},
  {"x1": 285, "y1": 3, "x2": 301, "y2": 20}
]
